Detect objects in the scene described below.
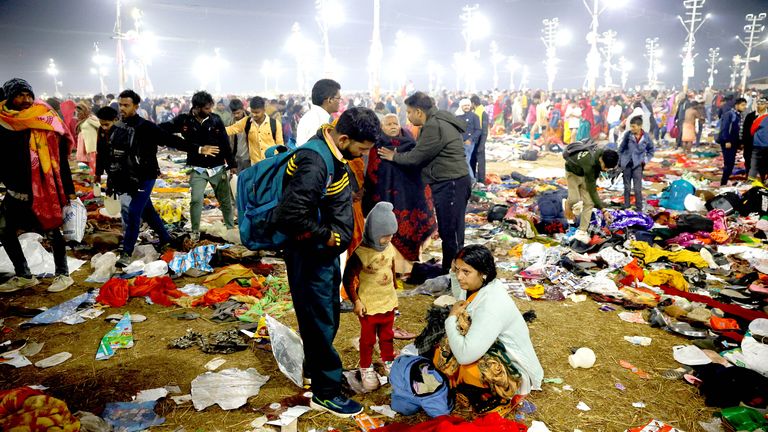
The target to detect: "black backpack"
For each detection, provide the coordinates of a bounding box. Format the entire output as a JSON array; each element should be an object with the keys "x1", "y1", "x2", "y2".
[
  {"x1": 487, "y1": 204, "x2": 509, "y2": 222},
  {"x1": 106, "y1": 124, "x2": 139, "y2": 195},
  {"x1": 536, "y1": 189, "x2": 567, "y2": 223},
  {"x1": 244, "y1": 116, "x2": 278, "y2": 141},
  {"x1": 562, "y1": 140, "x2": 596, "y2": 161},
  {"x1": 677, "y1": 214, "x2": 715, "y2": 233},
  {"x1": 706, "y1": 192, "x2": 742, "y2": 216},
  {"x1": 741, "y1": 186, "x2": 768, "y2": 216}
]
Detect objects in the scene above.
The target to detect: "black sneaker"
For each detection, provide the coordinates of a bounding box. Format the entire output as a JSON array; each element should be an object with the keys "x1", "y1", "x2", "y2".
[{"x1": 310, "y1": 395, "x2": 363, "y2": 418}]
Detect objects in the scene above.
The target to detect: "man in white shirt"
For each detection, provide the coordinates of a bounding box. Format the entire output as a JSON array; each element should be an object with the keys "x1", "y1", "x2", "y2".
[
  {"x1": 606, "y1": 97, "x2": 623, "y2": 144},
  {"x1": 295, "y1": 79, "x2": 341, "y2": 146}
]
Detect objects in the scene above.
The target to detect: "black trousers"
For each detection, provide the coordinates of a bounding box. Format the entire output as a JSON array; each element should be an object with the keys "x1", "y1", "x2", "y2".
[
  {"x1": 284, "y1": 247, "x2": 342, "y2": 399},
  {"x1": 470, "y1": 136, "x2": 487, "y2": 183},
  {"x1": 721, "y1": 143, "x2": 738, "y2": 186},
  {"x1": 430, "y1": 175, "x2": 472, "y2": 272},
  {"x1": 0, "y1": 196, "x2": 68, "y2": 277}
]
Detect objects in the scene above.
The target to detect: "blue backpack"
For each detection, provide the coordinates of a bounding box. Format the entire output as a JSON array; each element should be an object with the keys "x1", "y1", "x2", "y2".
[
  {"x1": 390, "y1": 355, "x2": 453, "y2": 418},
  {"x1": 236, "y1": 139, "x2": 335, "y2": 251},
  {"x1": 659, "y1": 179, "x2": 695, "y2": 211}
]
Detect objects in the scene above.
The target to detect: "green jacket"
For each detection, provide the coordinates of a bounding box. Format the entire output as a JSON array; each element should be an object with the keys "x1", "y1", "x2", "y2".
[
  {"x1": 392, "y1": 107, "x2": 469, "y2": 184},
  {"x1": 565, "y1": 147, "x2": 605, "y2": 209}
]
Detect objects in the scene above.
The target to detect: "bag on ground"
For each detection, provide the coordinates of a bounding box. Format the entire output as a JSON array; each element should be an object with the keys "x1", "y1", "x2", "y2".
[
  {"x1": 62, "y1": 198, "x2": 87, "y2": 243},
  {"x1": 390, "y1": 355, "x2": 453, "y2": 418}
]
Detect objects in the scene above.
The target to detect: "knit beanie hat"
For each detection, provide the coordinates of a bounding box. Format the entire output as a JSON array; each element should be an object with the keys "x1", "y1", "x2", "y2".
[
  {"x1": 363, "y1": 201, "x2": 398, "y2": 252},
  {"x1": 3, "y1": 78, "x2": 34, "y2": 102}
]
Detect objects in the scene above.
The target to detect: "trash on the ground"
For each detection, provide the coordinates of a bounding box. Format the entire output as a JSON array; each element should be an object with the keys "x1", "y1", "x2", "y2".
[
  {"x1": 102, "y1": 400, "x2": 165, "y2": 431},
  {"x1": 543, "y1": 377, "x2": 563, "y2": 384},
  {"x1": 204, "y1": 357, "x2": 226, "y2": 371},
  {"x1": 563, "y1": 385, "x2": 574, "y2": 391},
  {"x1": 673, "y1": 345, "x2": 712, "y2": 366},
  {"x1": 96, "y1": 313, "x2": 134, "y2": 360},
  {"x1": 168, "y1": 244, "x2": 223, "y2": 275},
  {"x1": 569, "y1": 294, "x2": 587, "y2": 303},
  {"x1": 190, "y1": 367, "x2": 269, "y2": 410},
  {"x1": 627, "y1": 419, "x2": 683, "y2": 432},
  {"x1": 0, "y1": 233, "x2": 85, "y2": 276},
  {"x1": 632, "y1": 402, "x2": 647, "y2": 408},
  {"x1": 698, "y1": 417, "x2": 724, "y2": 432},
  {"x1": 106, "y1": 313, "x2": 146, "y2": 323},
  {"x1": 86, "y1": 252, "x2": 119, "y2": 283},
  {"x1": 168, "y1": 329, "x2": 248, "y2": 354},
  {"x1": 353, "y1": 413, "x2": 385, "y2": 431},
  {"x1": 74, "y1": 410, "x2": 111, "y2": 432},
  {"x1": 178, "y1": 284, "x2": 209, "y2": 297},
  {"x1": 624, "y1": 336, "x2": 652, "y2": 346},
  {"x1": 618, "y1": 311, "x2": 648, "y2": 324},
  {"x1": 620, "y1": 360, "x2": 651, "y2": 379},
  {"x1": 171, "y1": 394, "x2": 192, "y2": 405},
  {"x1": 34, "y1": 351, "x2": 72, "y2": 368},
  {"x1": 568, "y1": 347, "x2": 596, "y2": 369},
  {"x1": 134, "y1": 387, "x2": 169, "y2": 402},
  {"x1": 22, "y1": 290, "x2": 99, "y2": 327},
  {"x1": 370, "y1": 404, "x2": 397, "y2": 419},
  {"x1": 615, "y1": 382, "x2": 626, "y2": 391},
  {"x1": 1, "y1": 353, "x2": 32, "y2": 368},
  {"x1": 265, "y1": 405, "x2": 312, "y2": 427},
  {"x1": 576, "y1": 401, "x2": 591, "y2": 411},
  {"x1": 265, "y1": 314, "x2": 304, "y2": 387},
  {"x1": 528, "y1": 420, "x2": 552, "y2": 432}
]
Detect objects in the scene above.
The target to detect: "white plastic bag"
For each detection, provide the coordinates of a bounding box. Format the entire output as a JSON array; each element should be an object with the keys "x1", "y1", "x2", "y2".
[
  {"x1": 265, "y1": 314, "x2": 304, "y2": 387},
  {"x1": 191, "y1": 367, "x2": 269, "y2": 411},
  {"x1": 62, "y1": 198, "x2": 87, "y2": 243},
  {"x1": 85, "y1": 252, "x2": 119, "y2": 283}
]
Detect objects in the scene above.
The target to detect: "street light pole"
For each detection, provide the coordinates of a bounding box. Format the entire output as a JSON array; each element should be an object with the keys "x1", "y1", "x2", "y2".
[
  {"x1": 368, "y1": 0, "x2": 383, "y2": 97},
  {"x1": 599, "y1": 30, "x2": 618, "y2": 88},
  {"x1": 489, "y1": 41, "x2": 504, "y2": 90},
  {"x1": 738, "y1": 13, "x2": 767, "y2": 93},
  {"x1": 460, "y1": 4, "x2": 480, "y2": 92},
  {"x1": 730, "y1": 55, "x2": 742, "y2": 90},
  {"x1": 618, "y1": 56, "x2": 632, "y2": 89},
  {"x1": 542, "y1": 18, "x2": 560, "y2": 93},
  {"x1": 114, "y1": 0, "x2": 125, "y2": 91},
  {"x1": 583, "y1": 0, "x2": 601, "y2": 94},
  {"x1": 645, "y1": 37, "x2": 660, "y2": 89},
  {"x1": 46, "y1": 58, "x2": 60, "y2": 97},
  {"x1": 678, "y1": 0, "x2": 709, "y2": 92},
  {"x1": 706, "y1": 47, "x2": 721, "y2": 89}
]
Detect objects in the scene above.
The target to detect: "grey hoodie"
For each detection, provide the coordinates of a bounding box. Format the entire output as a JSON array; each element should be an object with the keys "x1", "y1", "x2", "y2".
[{"x1": 392, "y1": 107, "x2": 469, "y2": 184}]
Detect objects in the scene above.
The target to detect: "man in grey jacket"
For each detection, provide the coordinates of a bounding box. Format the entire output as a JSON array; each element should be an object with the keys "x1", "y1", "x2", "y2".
[{"x1": 378, "y1": 91, "x2": 471, "y2": 273}]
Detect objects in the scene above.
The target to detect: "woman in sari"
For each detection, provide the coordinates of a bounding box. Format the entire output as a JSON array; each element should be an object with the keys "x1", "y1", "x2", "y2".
[
  {"x1": 364, "y1": 113, "x2": 436, "y2": 273},
  {"x1": 434, "y1": 245, "x2": 543, "y2": 416}
]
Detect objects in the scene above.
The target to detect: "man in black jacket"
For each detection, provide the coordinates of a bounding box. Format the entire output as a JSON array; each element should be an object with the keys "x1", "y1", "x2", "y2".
[
  {"x1": 114, "y1": 90, "x2": 216, "y2": 268},
  {"x1": 379, "y1": 91, "x2": 471, "y2": 273},
  {"x1": 0, "y1": 78, "x2": 76, "y2": 293},
  {"x1": 162, "y1": 91, "x2": 236, "y2": 242},
  {"x1": 273, "y1": 107, "x2": 379, "y2": 418}
]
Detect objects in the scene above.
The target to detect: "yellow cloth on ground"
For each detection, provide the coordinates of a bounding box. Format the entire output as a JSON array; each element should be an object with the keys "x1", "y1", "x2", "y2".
[
  {"x1": 630, "y1": 241, "x2": 708, "y2": 269},
  {"x1": 644, "y1": 269, "x2": 689, "y2": 291}
]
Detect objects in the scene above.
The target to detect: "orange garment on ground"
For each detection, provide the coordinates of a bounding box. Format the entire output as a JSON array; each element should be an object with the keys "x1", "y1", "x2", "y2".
[
  {"x1": 191, "y1": 281, "x2": 265, "y2": 307},
  {"x1": 96, "y1": 276, "x2": 186, "y2": 307},
  {"x1": 343, "y1": 157, "x2": 366, "y2": 301},
  {"x1": 0, "y1": 386, "x2": 80, "y2": 432}
]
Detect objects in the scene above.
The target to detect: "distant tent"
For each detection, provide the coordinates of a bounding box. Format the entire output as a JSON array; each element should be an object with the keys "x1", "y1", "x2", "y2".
[{"x1": 749, "y1": 76, "x2": 768, "y2": 90}]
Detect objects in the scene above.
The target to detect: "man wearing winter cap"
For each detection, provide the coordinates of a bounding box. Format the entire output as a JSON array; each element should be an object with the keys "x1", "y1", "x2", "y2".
[{"x1": 0, "y1": 78, "x2": 76, "y2": 293}]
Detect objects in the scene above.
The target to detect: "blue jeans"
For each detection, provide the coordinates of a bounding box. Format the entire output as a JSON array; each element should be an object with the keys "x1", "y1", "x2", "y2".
[
  {"x1": 464, "y1": 142, "x2": 476, "y2": 182},
  {"x1": 121, "y1": 179, "x2": 171, "y2": 256}
]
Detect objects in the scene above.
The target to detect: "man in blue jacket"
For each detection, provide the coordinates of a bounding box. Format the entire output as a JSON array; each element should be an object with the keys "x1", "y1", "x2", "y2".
[
  {"x1": 619, "y1": 116, "x2": 654, "y2": 211},
  {"x1": 455, "y1": 98, "x2": 482, "y2": 183},
  {"x1": 716, "y1": 97, "x2": 747, "y2": 186},
  {"x1": 748, "y1": 98, "x2": 768, "y2": 181}
]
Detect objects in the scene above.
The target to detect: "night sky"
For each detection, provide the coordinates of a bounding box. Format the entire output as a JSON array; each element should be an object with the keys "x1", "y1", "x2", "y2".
[{"x1": 0, "y1": 0, "x2": 766, "y2": 96}]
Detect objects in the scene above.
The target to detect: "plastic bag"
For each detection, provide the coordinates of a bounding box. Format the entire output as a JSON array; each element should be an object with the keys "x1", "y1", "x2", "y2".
[
  {"x1": 191, "y1": 368, "x2": 270, "y2": 411},
  {"x1": 85, "y1": 252, "x2": 119, "y2": 283},
  {"x1": 144, "y1": 260, "x2": 169, "y2": 278},
  {"x1": 62, "y1": 198, "x2": 87, "y2": 243},
  {"x1": 265, "y1": 314, "x2": 304, "y2": 387}
]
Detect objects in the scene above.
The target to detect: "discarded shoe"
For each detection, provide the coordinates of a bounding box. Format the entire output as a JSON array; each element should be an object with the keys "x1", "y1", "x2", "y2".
[{"x1": 361, "y1": 367, "x2": 380, "y2": 392}]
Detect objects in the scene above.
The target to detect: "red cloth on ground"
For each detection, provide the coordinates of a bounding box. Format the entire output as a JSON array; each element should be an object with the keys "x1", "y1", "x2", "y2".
[
  {"x1": 96, "y1": 276, "x2": 185, "y2": 307},
  {"x1": 96, "y1": 278, "x2": 130, "y2": 307},
  {"x1": 191, "y1": 281, "x2": 264, "y2": 307},
  {"x1": 376, "y1": 413, "x2": 527, "y2": 432},
  {"x1": 659, "y1": 286, "x2": 768, "y2": 322}
]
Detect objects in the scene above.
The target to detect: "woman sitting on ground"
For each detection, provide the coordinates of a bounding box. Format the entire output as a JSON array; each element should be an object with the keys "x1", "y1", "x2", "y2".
[{"x1": 434, "y1": 245, "x2": 543, "y2": 415}]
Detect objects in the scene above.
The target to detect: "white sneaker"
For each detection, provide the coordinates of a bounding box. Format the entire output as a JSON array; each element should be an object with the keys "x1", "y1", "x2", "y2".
[
  {"x1": 361, "y1": 367, "x2": 380, "y2": 392},
  {"x1": 0, "y1": 276, "x2": 39, "y2": 293},
  {"x1": 572, "y1": 230, "x2": 591, "y2": 244},
  {"x1": 47, "y1": 275, "x2": 74, "y2": 293}
]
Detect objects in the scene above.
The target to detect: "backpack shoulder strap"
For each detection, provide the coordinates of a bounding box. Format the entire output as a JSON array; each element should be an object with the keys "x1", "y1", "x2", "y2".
[
  {"x1": 244, "y1": 117, "x2": 252, "y2": 137},
  {"x1": 269, "y1": 117, "x2": 277, "y2": 141},
  {"x1": 299, "y1": 139, "x2": 336, "y2": 192}
]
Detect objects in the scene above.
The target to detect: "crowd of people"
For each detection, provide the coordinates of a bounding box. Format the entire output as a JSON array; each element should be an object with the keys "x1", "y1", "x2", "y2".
[{"x1": 1, "y1": 72, "x2": 767, "y2": 418}]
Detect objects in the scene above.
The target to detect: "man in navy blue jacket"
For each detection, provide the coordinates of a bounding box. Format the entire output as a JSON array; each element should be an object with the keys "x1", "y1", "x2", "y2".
[{"x1": 716, "y1": 97, "x2": 747, "y2": 186}]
